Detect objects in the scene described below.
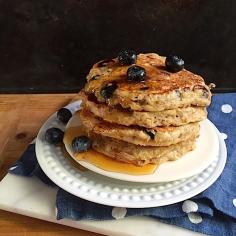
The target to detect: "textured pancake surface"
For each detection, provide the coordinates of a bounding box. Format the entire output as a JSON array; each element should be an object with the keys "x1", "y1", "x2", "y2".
[
  {"x1": 85, "y1": 53, "x2": 211, "y2": 111},
  {"x1": 90, "y1": 133, "x2": 196, "y2": 166},
  {"x1": 80, "y1": 91, "x2": 207, "y2": 128},
  {"x1": 80, "y1": 109, "x2": 200, "y2": 146}
]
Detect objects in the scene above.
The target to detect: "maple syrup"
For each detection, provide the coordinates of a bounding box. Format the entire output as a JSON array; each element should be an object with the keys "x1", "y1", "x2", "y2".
[{"x1": 63, "y1": 125, "x2": 157, "y2": 175}]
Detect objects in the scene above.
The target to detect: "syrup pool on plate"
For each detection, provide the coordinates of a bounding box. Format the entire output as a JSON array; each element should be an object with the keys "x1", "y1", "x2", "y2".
[{"x1": 63, "y1": 125, "x2": 158, "y2": 175}]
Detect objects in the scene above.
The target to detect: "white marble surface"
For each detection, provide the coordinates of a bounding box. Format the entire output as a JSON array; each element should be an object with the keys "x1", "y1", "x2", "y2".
[{"x1": 0, "y1": 174, "x2": 204, "y2": 236}]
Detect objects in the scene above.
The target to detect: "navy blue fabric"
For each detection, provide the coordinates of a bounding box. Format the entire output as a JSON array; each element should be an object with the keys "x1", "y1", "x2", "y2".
[
  {"x1": 9, "y1": 144, "x2": 55, "y2": 187},
  {"x1": 9, "y1": 93, "x2": 236, "y2": 236}
]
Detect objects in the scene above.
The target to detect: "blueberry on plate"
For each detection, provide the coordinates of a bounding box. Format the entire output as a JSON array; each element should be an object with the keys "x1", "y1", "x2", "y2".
[
  {"x1": 72, "y1": 136, "x2": 92, "y2": 152},
  {"x1": 57, "y1": 108, "x2": 72, "y2": 124},
  {"x1": 118, "y1": 50, "x2": 137, "y2": 65},
  {"x1": 45, "y1": 128, "x2": 64, "y2": 144},
  {"x1": 165, "y1": 55, "x2": 184, "y2": 72},
  {"x1": 100, "y1": 82, "x2": 118, "y2": 99},
  {"x1": 127, "y1": 65, "x2": 146, "y2": 82}
]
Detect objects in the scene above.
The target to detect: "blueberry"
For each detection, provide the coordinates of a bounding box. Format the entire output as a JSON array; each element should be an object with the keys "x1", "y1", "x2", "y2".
[
  {"x1": 127, "y1": 65, "x2": 146, "y2": 82},
  {"x1": 57, "y1": 108, "x2": 72, "y2": 124},
  {"x1": 91, "y1": 75, "x2": 100, "y2": 80},
  {"x1": 143, "y1": 129, "x2": 155, "y2": 140},
  {"x1": 45, "y1": 128, "x2": 64, "y2": 144},
  {"x1": 100, "y1": 83, "x2": 118, "y2": 99},
  {"x1": 118, "y1": 50, "x2": 137, "y2": 65},
  {"x1": 165, "y1": 55, "x2": 184, "y2": 72},
  {"x1": 72, "y1": 136, "x2": 92, "y2": 152}
]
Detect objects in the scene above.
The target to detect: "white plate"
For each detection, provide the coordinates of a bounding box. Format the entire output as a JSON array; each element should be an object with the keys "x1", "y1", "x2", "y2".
[
  {"x1": 65, "y1": 112, "x2": 219, "y2": 183},
  {"x1": 35, "y1": 105, "x2": 227, "y2": 208}
]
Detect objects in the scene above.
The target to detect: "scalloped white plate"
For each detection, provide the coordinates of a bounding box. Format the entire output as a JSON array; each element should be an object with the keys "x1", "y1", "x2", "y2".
[
  {"x1": 35, "y1": 101, "x2": 227, "y2": 208},
  {"x1": 65, "y1": 109, "x2": 219, "y2": 183}
]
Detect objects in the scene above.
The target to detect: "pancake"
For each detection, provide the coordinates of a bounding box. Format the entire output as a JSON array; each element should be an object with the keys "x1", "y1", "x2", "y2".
[
  {"x1": 85, "y1": 53, "x2": 211, "y2": 112},
  {"x1": 80, "y1": 91, "x2": 207, "y2": 128},
  {"x1": 80, "y1": 109, "x2": 200, "y2": 146},
  {"x1": 90, "y1": 133, "x2": 196, "y2": 166}
]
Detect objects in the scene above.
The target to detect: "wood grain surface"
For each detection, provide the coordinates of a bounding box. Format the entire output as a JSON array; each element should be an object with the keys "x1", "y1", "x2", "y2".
[{"x1": 0, "y1": 94, "x2": 103, "y2": 236}]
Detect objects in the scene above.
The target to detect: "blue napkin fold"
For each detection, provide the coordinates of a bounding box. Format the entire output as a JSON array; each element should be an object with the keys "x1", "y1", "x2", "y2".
[{"x1": 8, "y1": 93, "x2": 236, "y2": 236}]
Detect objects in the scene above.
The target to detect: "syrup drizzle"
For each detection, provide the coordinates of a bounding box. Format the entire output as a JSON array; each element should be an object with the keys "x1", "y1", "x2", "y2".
[{"x1": 63, "y1": 125, "x2": 157, "y2": 175}]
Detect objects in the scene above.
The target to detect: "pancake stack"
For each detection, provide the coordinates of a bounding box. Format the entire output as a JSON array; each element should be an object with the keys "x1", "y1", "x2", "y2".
[{"x1": 79, "y1": 52, "x2": 212, "y2": 166}]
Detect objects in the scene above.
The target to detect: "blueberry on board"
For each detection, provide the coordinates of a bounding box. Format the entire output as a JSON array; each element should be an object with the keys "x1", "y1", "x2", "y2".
[
  {"x1": 72, "y1": 136, "x2": 92, "y2": 152},
  {"x1": 100, "y1": 83, "x2": 118, "y2": 99},
  {"x1": 165, "y1": 55, "x2": 184, "y2": 72},
  {"x1": 45, "y1": 128, "x2": 64, "y2": 144},
  {"x1": 118, "y1": 50, "x2": 137, "y2": 65},
  {"x1": 127, "y1": 65, "x2": 146, "y2": 82},
  {"x1": 57, "y1": 108, "x2": 72, "y2": 124}
]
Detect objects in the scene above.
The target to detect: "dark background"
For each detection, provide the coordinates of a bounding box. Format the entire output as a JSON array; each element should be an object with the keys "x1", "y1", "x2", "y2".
[{"x1": 0, "y1": 0, "x2": 235, "y2": 93}]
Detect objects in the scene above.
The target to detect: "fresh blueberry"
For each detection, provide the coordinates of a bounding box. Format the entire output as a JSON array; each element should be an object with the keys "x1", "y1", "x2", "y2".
[
  {"x1": 100, "y1": 83, "x2": 118, "y2": 99},
  {"x1": 57, "y1": 108, "x2": 72, "y2": 124},
  {"x1": 118, "y1": 50, "x2": 137, "y2": 65},
  {"x1": 127, "y1": 65, "x2": 146, "y2": 82},
  {"x1": 165, "y1": 55, "x2": 184, "y2": 72},
  {"x1": 45, "y1": 128, "x2": 64, "y2": 144},
  {"x1": 72, "y1": 136, "x2": 92, "y2": 152}
]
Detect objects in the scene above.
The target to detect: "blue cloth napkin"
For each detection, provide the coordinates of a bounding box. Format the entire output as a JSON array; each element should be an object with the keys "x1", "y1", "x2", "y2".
[{"x1": 8, "y1": 93, "x2": 236, "y2": 236}]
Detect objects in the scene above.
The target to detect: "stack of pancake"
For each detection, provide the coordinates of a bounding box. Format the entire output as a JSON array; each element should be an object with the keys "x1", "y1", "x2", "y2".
[{"x1": 79, "y1": 53, "x2": 212, "y2": 166}]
